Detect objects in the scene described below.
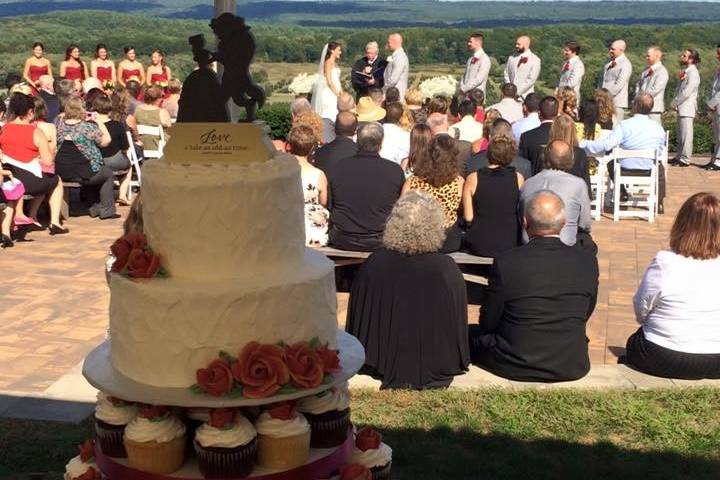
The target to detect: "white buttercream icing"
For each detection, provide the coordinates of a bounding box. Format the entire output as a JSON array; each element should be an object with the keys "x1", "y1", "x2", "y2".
[
  {"x1": 297, "y1": 382, "x2": 350, "y2": 414},
  {"x1": 124, "y1": 415, "x2": 186, "y2": 443},
  {"x1": 351, "y1": 443, "x2": 393, "y2": 468},
  {"x1": 63, "y1": 455, "x2": 97, "y2": 480},
  {"x1": 95, "y1": 392, "x2": 137, "y2": 425},
  {"x1": 195, "y1": 415, "x2": 257, "y2": 448},
  {"x1": 254, "y1": 411, "x2": 310, "y2": 438}
]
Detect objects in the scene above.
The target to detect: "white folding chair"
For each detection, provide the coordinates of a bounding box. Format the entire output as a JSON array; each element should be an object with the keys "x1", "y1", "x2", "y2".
[
  {"x1": 137, "y1": 124, "x2": 166, "y2": 159},
  {"x1": 660, "y1": 130, "x2": 670, "y2": 177},
  {"x1": 589, "y1": 154, "x2": 611, "y2": 221},
  {"x1": 611, "y1": 148, "x2": 660, "y2": 223},
  {"x1": 124, "y1": 131, "x2": 143, "y2": 201}
]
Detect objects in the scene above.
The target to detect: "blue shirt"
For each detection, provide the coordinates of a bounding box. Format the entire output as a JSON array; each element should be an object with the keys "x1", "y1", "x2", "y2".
[
  {"x1": 512, "y1": 112, "x2": 541, "y2": 143},
  {"x1": 579, "y1": 114, "x2": 665, "y2": 170}
]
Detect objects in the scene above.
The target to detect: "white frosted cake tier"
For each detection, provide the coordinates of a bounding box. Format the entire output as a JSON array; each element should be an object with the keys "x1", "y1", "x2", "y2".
[
  {"x1": 141, "y1": 151, "x2": 305, "y2": 281},
  {"x1": 109, "y1": 249, "x2": 338, "y2": 388}
]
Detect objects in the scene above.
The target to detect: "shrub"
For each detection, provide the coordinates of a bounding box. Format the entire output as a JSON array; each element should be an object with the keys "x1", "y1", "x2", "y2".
[{"x1": 257, "y1": 102, "x2": 292, "y2": 139}]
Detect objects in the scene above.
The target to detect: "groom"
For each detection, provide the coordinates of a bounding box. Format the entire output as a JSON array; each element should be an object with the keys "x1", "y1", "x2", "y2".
[
  {"x1": 352, "y1": 41, "x2": 387, "y2": 99},
  {"x1": 383, "y1": 33, "x2": 409, "y2": 101}
]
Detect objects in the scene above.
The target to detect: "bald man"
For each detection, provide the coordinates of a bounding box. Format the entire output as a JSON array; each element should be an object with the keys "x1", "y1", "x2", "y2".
[
  {"x1": 504, "y1": 35, "x2": 541, "y2": 99},
  {"x1": 600, "y1": 39, "x2": 633, "y2": 123},
  {"x1": 383, "y1": 33, "x2": 409, "y2": 100},
  {"x1": 636, "y1": 46, "x2": 669, "y2": 124},
  {"x1": 37, "y1": 74, "x2": 60, "y2": 122},
  {"x1": 469, "y1": 189, "x2": 599, "y2": 382}
]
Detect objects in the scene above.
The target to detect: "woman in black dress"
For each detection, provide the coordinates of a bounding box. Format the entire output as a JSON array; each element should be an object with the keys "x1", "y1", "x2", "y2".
[
  {"x1": 346, "y1": 191, "x2": 470, "y2": 389},
  {"x1": 462, "y1": 134, "x2": 524, "y2": 257}
]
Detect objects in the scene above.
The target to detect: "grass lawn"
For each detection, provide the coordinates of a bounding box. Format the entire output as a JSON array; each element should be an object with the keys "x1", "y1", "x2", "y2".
[{"x1": 2, "y1": 388, "x2": 719, "y2": 479}]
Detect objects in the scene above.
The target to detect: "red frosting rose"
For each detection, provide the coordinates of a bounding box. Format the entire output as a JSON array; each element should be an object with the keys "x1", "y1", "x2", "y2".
[
  {"x1": 209, "y1": 408, "x2": 236, "y2": 428},
  {"x1": 197, "y1": 359, "x2": 235, "y2": 396},
  {"x1": 232, "y1": 342, "x2": 290, "y2": 399},
  {"x1": 78, "y1": 439, "x2": 95, "y2": 463},
  {"x1": 316, "y1": 343, "x2": 341, "y2": 374},
  {"x1": 138, "y1": 405, "x2": 169, "y2": 420},
  {"x1": 266, "y1": 401, "x2": 297, "y2": 420},
  {"x1": 75, "y1": 466, "x2": 99, "y2": 480},
  {"x1": 126, "y1": 248, "x2": 162, "y2": 278},
  {"x1": 339, "y1": 463, "x2": 372, "y2": 480},
  {"x1": 284, "y1": 342, "x2": 324, "y2": 389},
  {"x1": 110, "y1": 233, "x2": 146, "y2": 272},
  {"x1": 355, "y1": 427, "x2": 382, "y2": 451}
]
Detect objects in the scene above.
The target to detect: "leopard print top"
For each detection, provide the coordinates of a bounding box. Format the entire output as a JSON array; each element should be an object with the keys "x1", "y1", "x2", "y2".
[{"x1": 408, "y1": 175, "x2": 461, "y2": 229}]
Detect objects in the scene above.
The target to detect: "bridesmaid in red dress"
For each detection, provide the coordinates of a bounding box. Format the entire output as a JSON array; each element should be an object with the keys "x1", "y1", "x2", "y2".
[
  {"x1": 22, "y1": 42, "x2": 53, "y2": 90},
  {"x1": 117, "y1": 46, "x2": 145, "y2": 87},
  {"x1": 91, "y1": 43, "x2": 116, "y2": 89},
  {"x1": 146, "y1": 49, "x2": 172, "y2": 87},
  {"x1": 60, "y1": 45, "x2": 89, "y2": 90}
]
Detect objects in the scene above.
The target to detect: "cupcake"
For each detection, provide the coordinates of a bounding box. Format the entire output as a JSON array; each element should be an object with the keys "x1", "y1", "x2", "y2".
[
  {"x1": 123, "y1": 405, "x2": 187, "y2": 474},
  {"x1": 350, "y1": 427, "x2": 392, "y2": 480},
  {"x1": 339, "y1": 463, "x2": 373, "y2": 480},
  {"x1": 194, "y1": 408, "x2": 258, "y2": 478},
  {"x1": 94, "y1": 392, "x2": 136, "y2": 457},
  {"x1": 64, "y1": 440, "x2": 100, "y2": 480},
  {"x1": 297, "y1": 381, "x2": 351, "y2": 448},
  {"x1": 255, "y1": 402, "x2": 311, "y2": 470}
]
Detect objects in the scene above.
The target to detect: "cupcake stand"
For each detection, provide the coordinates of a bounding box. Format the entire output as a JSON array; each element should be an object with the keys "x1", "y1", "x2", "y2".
[{"x1": 82, "y1": 330, "x2": 365, "y2": 479}]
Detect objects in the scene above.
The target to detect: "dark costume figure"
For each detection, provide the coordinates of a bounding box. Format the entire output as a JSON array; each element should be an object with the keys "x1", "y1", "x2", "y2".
[{"x1": 177, "y1": 34, "x2": 230, "y2": 123}]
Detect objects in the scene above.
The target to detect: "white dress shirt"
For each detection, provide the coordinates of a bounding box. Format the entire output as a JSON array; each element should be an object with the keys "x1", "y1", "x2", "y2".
[
  {"x1": 634, "y1": 250, "x2": 720, "y2": 354},
  {"x1": 512, "y1": 112, "x2": 541, "y2": 143},
  {"x1": 488, "y1": 97, "x2": 524, "y2": 124},
  {"x1": 580, "y1": 114, "x2": 665, "y2": 170},
  {"x1": 379, "y1": 123, "x2": 410, "y2": 164},
  {"x1": 449, "y1": 115, "x2": 484, "y2": 143}
]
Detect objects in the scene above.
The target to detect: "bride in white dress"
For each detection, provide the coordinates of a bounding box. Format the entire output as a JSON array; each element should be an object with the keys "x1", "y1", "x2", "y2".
[{"x1": 311, "y1": 42, "x2": 343, "y2": 121}]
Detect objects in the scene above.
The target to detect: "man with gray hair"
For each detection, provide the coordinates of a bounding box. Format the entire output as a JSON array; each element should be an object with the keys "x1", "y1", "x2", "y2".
[
  {"x1": 351, "y1": 41, "x2": 388, "y2": 99},
  {"x1": 469, "y1": 189, "x2": 599, "y2": 382},
  {"x1": 290, "y1": 97, "x2": 312, "y2": 119},
  {"x1": 37, "y1": 74, "x2": 59, "y2": 122},
  {"x1": 427, "y1": 112, "x2": 472, "y2": 175},
  {"x1": 328, "y1": 122, "x2": 405, "y2": 251}
]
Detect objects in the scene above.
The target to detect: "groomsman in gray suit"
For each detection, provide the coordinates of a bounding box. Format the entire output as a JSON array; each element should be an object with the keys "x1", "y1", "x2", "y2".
[
  {"x1": 557, "y1": 40, "x2": 585, "y2": 101},
  {"x1": 504, "y1": 35, "x2": 541, "y2": 99},
  {"x1": 383, "y1": 33, "x2": 409, "y2": 100},
  {"x1": 460, "y1": 32, "x2": 491, "y2": 96},
  {"x1": 670, "y1": 49, "x2": 701, "y2": 167},
  {"x1": 600, "y1": 40, "x2": 632, "y2": 123},
  {"x1": 636, "y1": 46, "x2": 669, "y2": 124},
  {"x1": 705, "y1": 45, "x2": 720, "y2": 171}
]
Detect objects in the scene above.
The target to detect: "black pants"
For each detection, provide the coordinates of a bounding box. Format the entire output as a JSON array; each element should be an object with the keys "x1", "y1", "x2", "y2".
[
  {"x1": 626, "y1": 328, "x2": 720, "y2": 380},
  {"x1": 328, "y1": 226, "x2": 383, "y2": 252},
  {"x1": 5, "y1": 165, "x2": 59, "y2": 196},
  {"x1": 82, "y1": 166, "x2": 116, "y2": 218},
  {"x1": 607, "y1": 161, "x2": 666, "y2": 207}
]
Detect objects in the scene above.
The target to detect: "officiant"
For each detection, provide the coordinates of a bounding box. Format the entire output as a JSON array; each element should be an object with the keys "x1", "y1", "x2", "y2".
[{"x1": 352, "y1": 41, "x2": 387, "y2": 99}]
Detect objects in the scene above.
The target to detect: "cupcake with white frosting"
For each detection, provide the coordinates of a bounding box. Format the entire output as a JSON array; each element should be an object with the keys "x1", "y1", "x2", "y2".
[
  {"x1": 297, "y1": 381, "x2": 351, "y2": 448},
  {"x1": 123, "y1": 405, "x2": 187, "y2": 474},
  {"x1": 64, "y1": 440, "x2": 100, "y2": 480},
  {"x1": 255, "y1": 402, "x2": 311, "y2": 470},
  {"x1": 94, "y1": 391, "x2": 136, "y2": 457},
  {"x1": 350, "y1": 427, "x2": 392, "y2": 480},
  {"x1": 194, "y1": 408, "x2": 258, "y2": 478}
]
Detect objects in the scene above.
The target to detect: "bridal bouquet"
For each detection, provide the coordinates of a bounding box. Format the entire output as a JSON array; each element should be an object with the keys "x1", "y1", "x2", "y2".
[
  {"x1": 419, "y1": 75, "x2": 458, "y2": 100},
  {"x1": 288, "y1": 73, "x2": 319, "y2": 96}
]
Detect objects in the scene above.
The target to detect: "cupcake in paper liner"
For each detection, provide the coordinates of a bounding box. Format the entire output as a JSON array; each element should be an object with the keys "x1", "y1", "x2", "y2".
[
  {"x1": 123, "y1": 405, "x2": 187, "y2": 474},
  {"x1": 64, "y1": 440, "x2": 100, "y2": 480},
  {"x1": 94, "y1": 392, "x2": 136, "y2": 458},
  {"x1": 297, "y1": 381, "x2": 351, "y2": 448},
  {"x1": 194, "y1": 408, "x2": 258, "y2": 478},
  {"x1": 351, "y1": 427, "x2": 392, "y2": 480},
  {"x1": 255, "y1": 401, "x2": 311, "y2": 470}
]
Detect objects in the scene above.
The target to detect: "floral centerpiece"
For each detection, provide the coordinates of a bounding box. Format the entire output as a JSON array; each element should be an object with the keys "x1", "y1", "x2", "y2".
[
  {"x1": 288, "y1": 73, "x2": 319, "y2": 97},
  {"x1": 418, "y1": 75, "x2": 458, "y2": 101}
]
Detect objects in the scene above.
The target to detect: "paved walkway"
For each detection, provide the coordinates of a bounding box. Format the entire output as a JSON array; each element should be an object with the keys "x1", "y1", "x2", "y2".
[{"x1": 0, "y1": 158, "x2": 719, "y2": 409}]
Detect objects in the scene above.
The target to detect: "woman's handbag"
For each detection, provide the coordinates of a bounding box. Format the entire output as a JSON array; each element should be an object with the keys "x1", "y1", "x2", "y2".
[{"x1": 1, "y1": 178, "x2": 26, "y2": 201}]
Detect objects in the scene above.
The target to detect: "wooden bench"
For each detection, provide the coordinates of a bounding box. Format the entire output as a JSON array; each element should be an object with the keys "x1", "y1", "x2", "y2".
[
  {"x1": 61, "y1": 182, "x2": 82, "y2": 220},
  {"x1": 315, "y1": 246, "x2": 493, "y2": 286}
]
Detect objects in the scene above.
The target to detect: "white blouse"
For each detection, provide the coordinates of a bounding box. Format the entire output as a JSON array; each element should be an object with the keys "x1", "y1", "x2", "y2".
[{"x1": 634, "y1": 250, "x2": 720, "y2": 354}]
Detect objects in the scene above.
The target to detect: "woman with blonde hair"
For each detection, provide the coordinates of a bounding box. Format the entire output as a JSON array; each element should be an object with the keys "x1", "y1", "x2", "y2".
[
  {"x1": 593, "y1": 88, "x2": 616, "y2": 129},
  {"x1": 404, "y1": 87, "x2": 426, "y2": 125},
  {"x1": 472, "y1": 108, "x2": 502, "y2": 154},
  {"x1": 627, "y1": 192, "x2": 720, "y2": 379},
  {"x1": 547, "y1": 114, "x2": 590, "y2": 191},
  {"x1": 557, "y1": 86, "x2": 578, "y2": 120}
]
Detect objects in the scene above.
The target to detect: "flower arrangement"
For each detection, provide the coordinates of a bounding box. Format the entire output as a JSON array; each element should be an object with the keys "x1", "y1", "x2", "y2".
[
  {"x1": 154, "y1": 80, "x2": 169, "y2": 89},
  {"x1": 418, "y1": 75, "x2": 458, "y2": 101},
  {"x1": 109, "y1": 233, "x2": 167, "y2": 279},
  {"x1": 288, "y1": 73, "x2": 319, "y2": 96},
  {"x1": 102, "y1": 80, "x2": 114, "y2": 90},
  {"x1": 192, "y1": 338, "x2": 341, "y2": 399}
]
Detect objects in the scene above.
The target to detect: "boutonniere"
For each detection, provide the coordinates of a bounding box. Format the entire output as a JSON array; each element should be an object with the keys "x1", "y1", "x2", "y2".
[
  {"x1": 646, "y1": 68, "x2": 654, "y2": 77},
  {"x1": 470, "y1": 57, "x2": 479, "y2": 65},
  {"x1": 518, "y1": 56, "x2": 529, "y2": 66},
  {"x1": 678, "y1": 70, "x2": 687, "y2": 81},
  {"x1": 607, "y1": 60, "x2": 617, "y2": 70},
  {"x1": 386, "y1": 56, "x2": 393, "y2": 63},
  {"x1": 562, "y1": 61, "x2": 570, "y2": 72}
]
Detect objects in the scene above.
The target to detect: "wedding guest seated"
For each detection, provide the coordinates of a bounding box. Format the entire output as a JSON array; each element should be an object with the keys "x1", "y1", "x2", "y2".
[
  {"x1": 469, "y1": 190, "x2": 599, "y2": 382},
  {"x1": 466, "y1": 119, "x2": 532, "y2": 179},
  {"x1": 0, "y1": 162, "x2": 17, "y2": 247},
  {"x1": 471, "y1": 108, "x2": 501, "y2": 154},
  {"x1": 401, "y1": 123, "x2": 433, "y2": 174},
  {"x1": 488, "y1": 83, "x2": 523, "y2": 124},
  {"x1": 346, "y1": 190, "x2": 470, "y2": 389},
  {"x1": 512, "y1": 93, "x2": 541, "y2": 142},
  {"x1": 163, "y1": 78, "x2": 181, "y2": 119},
  {"x1": 547, "y1": 114, "x2": 590, "y2": 192},
  {"x1": 427, "y1": 112, "x2": 471, "y2": 175},
  {"x1": 379, "y1": 102, "x2": 410, "y2": 165},
  {"x1": 463, "y1": 134, "x2": 523, "y2": 257},
  {"x1": 129, "y1": 86, "x2": 171, "y2": 154},
  {"x1": 449, "y1": 99, "x2": 483, "y2": 143},
  {"x1": 402, "y1": 135, "x2": 464, "y2": 252},
  {"x1": 0, "y1": 93, "x2": 67, "y2": 235},
  {"x1": 519, "y1": 95, "x2": 559, "y2": 174},
  {"x1": 426, "y1": 96, "x2": 449, "y2": 116},
  {"x1": 314, "y1": 111, "x2": 358, "y2": 178},
  {"x1": 520, "y1": 140, "x2": 592, "y2": 247},
  {"x1": 37, "y1": 75, "x2": 60, "y2": 122},
  {"x1": 383, "y1": 86, "x2": 400, "y2": 106},
  {"x1": 328, "y1": 122, "x2": 404, "y2": 251},
  {"x1": 557, "y1": 86, "x2": 578, "y2": 120},
  {"x1": 55, "y1": 96, "x2": 117, "y2": 220},
  {"x1": 293, "y1": 110, "x2": 324, "y2": 149},
  {"x1": 470, "y1": 88, "x2": 486, "y2": 122},
  {"x1": 337, "y1": 92, "x2": 356, "y2": 113},
  {"x1": 593, "y1": 88, "x2": 616, "y2": 129},
  {"x1": 92, "y1": 94, "x2": 132, "y2": 205},
  {"x1": 82, "y1": 77, "x2": 103, "y2": 96},
  {"x1": 404, "y1": 87, "x2": 426, "y2": 125},
  {"x1": 368, "y1": 87, "x2": 384, "y2": 107},
  {"x1": 355, "y1": 96, "x2": 386, "y2": 123},
  {"x1": 626, "y1": 192, "x2": 720, "y2": 379},
  {"x1": 575, "y1": 98, "x2": 603, "y2": 141},
  {"x1": 291, "y1": 97, "x2": 312, "y2": 119},
  {"x1": 125, "y1": 80, "x2": 142, "y2": 115},
  {"x1": 33, "y1": 96, "x2": 57, "y2": 159}
]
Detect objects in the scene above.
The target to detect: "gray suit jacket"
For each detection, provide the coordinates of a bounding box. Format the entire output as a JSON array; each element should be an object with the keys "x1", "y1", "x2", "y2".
[
  {"x1": 600, "y1": 54, "x2": 632, "y2": 109},
  {"x1": 384, "y1": 48, "x2": 409, "y2": 100},
  {"x1": 460, "y1": 49, "x2": 491, "y2": 94},
  {"x1": 557, "y1": 56, "x2": 585, "y2": 100},
  {"x1": 671, "y1": 64, "x2": 700, "y2": 118},
  {"x1": 706, "y1": 70, "x2": 720, "y2": 113},
  {"x1": 504, "y1": 50, "x2": 541, "y2": 98},
  {"x1": 636, "y1": 63, "x2": 669, "y2": 113}
]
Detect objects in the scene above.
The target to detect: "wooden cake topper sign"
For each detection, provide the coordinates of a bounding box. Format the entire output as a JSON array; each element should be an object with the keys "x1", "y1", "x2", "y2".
[{"x1": 163, "y1": 123, "x2": 273, "y2": 164}]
